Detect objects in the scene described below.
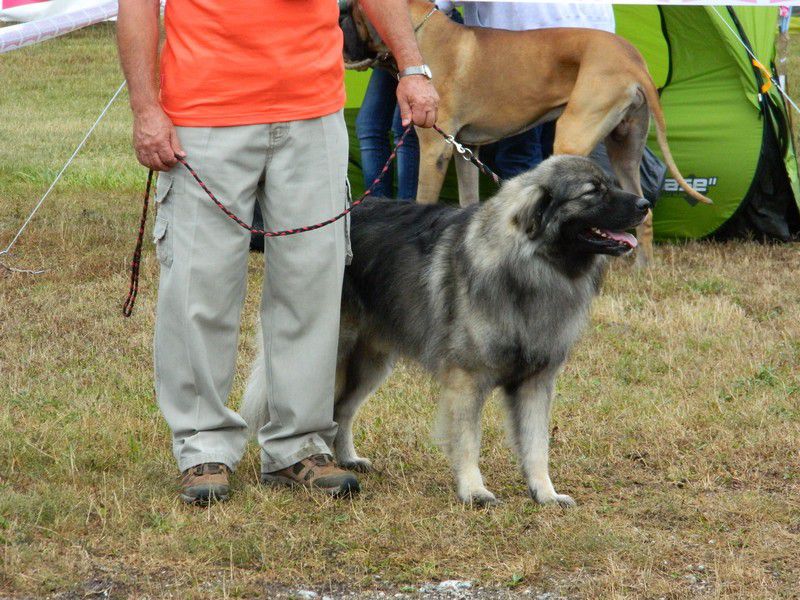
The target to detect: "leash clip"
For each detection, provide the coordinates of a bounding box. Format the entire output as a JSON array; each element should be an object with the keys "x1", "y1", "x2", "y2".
[{"x1": 445, "y1": 134, "x2": 475, "y2": 162}]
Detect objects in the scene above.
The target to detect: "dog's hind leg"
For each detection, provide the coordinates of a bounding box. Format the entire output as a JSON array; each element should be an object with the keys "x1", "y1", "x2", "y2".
[
  {"x1": 416, "y1": 126, "x2": 455, "y2": 204},
  {"x1": 333, "y1": 340, "x2": 394, "y2": 473},
  {"x1": 633, "y1": 210, "x2": 654, "y2": 268},
  {"x1": 551, "y1": 101, "x2": 624, "y2": 158},
  {"x1": 504, "y1": 370, "x2": 575, "y2": 507},
  {"x1": 454, "y1": 145, "x2": 481, "y2": 207},
  {"x1": 437, "y1": 368, "x2": 497, "y2": 506},
  {"x1": 604, "y1": 99, "x2": 653, "y2": 268}
]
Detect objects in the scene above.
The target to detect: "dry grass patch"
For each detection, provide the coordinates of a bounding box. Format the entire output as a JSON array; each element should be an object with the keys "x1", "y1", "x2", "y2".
[{"x1": 1, "y1": 23, "x2": 800, "y2": 600}]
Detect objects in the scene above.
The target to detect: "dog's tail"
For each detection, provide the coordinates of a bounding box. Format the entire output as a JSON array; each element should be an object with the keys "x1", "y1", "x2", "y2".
[
  {"x1": 240, "y1": 329, "x2": 270, "y2": 438},
  {"x1": 640, "y1": 76, "x2": 713, "y2": 205}
]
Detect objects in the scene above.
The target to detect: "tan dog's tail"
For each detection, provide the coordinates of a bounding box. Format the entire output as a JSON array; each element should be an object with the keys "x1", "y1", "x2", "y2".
[{"x1": 640, "y1": 77, "x2": 713, "y2": 205}]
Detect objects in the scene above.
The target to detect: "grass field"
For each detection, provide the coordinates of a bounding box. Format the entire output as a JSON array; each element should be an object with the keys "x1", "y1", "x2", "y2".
[{"x1": 2, "y1": 23, "x2": 800, "y2": 600}]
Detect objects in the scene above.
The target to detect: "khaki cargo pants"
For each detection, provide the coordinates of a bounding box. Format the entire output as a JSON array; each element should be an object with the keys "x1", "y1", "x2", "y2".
[{"x1": 153, "y1": 110, "x2": 349, "y2": 473}]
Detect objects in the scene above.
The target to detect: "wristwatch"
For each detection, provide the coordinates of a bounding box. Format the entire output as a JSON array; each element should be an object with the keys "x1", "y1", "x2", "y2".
[{"x1": 397, "y1": 65, "x2": 433, "y2": 81}]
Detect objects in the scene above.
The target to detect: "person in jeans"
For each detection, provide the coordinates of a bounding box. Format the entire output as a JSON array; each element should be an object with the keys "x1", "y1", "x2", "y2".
[
  {"x1": 117, "y1": 0, "x2": 439, "y2": 504},
  {"x1": 356, "y1": 67, "x2": 420, "y2": 200},
  {"x1": 356, "y1": 1, "x2": 459, "y2": 200}
]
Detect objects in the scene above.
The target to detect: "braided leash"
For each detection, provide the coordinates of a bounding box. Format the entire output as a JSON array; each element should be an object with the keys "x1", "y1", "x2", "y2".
[
  {"x1": 122, "y1": 124, "x2": 499, "y2": 317},
  {"x1": 122, "y1": 126, "x2": 413, "y2": 316},
  {"x1": 122, "y1": 169, "x2": 153, "y2": 317}
]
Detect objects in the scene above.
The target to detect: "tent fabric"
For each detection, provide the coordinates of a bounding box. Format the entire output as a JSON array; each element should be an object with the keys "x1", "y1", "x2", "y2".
[
  {"x1": 622, "y1": 6, "x2": 768, "y2": 239},
  {"x1": 630, "y1": 5, "x2": 799, "y2": 240},
  {"x1": 343, "y1": 6, "x2": 800, "y2": 241},
  {"x1": 714, "y1": 117, "x2": 800, "y2": 241}
]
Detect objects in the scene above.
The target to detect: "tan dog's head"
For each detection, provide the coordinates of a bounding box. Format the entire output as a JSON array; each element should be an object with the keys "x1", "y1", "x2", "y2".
[{"x1": 339, "y1": 0, "x2": 394, "y2": 71}]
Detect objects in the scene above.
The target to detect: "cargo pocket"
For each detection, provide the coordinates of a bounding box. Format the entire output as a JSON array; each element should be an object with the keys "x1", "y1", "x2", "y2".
[
  {"x1": 155, "y1": 170, "x2": 174, "y2": 205},
  {"x1": 153, "y1": 172, "x2": 174, "y2": 267},
  {"x1": 153, "y1": 216, "x2": 172, "y2": 267},
  {"x1": 344, "y1": 177, "x2": 353, "y2": 265}
]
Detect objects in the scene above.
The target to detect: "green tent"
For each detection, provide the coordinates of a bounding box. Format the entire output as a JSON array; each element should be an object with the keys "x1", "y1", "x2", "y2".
[{"x1": 343, "y1": 5, "x2": 800, "y2": 242}]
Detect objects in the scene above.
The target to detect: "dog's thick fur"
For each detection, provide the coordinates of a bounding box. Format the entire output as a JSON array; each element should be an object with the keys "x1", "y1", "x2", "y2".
[
  {"x1": 345, "y1": 0, "x2": 712, "y2": 266},
  {"x1": 241, "y1": 156, "x2": 648, "y2": 506}
]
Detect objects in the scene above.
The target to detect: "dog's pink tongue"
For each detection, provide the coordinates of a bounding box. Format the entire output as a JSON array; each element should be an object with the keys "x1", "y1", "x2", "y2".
[{"x1": 603, "y1": 230, "x2": 638, "y2": 248}]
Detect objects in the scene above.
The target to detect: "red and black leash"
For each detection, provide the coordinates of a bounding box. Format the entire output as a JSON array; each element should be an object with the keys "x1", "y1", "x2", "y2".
[
  {"x1": 122, "y1": 169, "x2": 153, "y2": 317},
  {"x1": 122, "y1": 125, "x2": 499, "y2": 317}
]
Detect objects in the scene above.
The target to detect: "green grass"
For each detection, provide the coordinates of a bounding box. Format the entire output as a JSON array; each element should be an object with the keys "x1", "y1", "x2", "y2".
[{"x1": 2, "y1": 23, "x2": 800, "y2": 600}]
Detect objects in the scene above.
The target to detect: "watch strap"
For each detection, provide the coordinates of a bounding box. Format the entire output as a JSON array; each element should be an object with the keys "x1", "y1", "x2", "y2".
[{"x1": 397, "y1": 65, "x2": 432, "y2": 80}]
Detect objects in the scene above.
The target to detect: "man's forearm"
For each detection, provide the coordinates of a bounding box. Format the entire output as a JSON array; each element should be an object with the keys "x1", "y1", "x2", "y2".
[
  {"x1": 359, "y1": 0, "x2": 424, "y2": 71},
  {"x1": 117, "y1": 0, "x2": 161, "y2": 114},
  {"x1": 118, "y1": 0, "x2": 183, "y2": 171}
]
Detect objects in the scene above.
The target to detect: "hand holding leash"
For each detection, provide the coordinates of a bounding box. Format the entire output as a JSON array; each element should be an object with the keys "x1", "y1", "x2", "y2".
[
  {"x1": 396, "y1": 73, "x2": 439, "y2": 128},
  {"x1": 132, "y1": 105, "x2": 186, "y2": 172}
]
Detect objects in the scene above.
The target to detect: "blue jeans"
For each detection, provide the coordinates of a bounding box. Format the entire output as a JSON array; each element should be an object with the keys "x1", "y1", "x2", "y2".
[
  {"x1": 480, "y1": 121, "x2": 555, "y2": 180},
  {"x1": 355, "y1": 68, "x2": 420, "y2": 200}
]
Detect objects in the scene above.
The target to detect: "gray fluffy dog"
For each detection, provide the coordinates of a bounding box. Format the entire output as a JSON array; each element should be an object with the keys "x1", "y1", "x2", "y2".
[{"x1": 242, "y1": 155, "x2": 649, "y2": 506}]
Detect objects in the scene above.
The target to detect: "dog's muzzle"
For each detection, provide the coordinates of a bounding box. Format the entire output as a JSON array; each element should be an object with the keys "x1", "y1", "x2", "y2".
[{"x1": 339, "y1": 5, "x2": 376, "y2": 65}]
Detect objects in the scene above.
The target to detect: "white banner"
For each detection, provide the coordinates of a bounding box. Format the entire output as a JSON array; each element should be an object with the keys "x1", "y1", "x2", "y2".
[
  {"x1": 0, "y1": 0, "x2": 109, "y2": 22},
  {"x1": 0, "y1": 0, "x2": 119, "y2": 56},
  {"x1": 0, "y1": 0, "x2": 49, "y2": 22},
  {"x1": 0, "y1": 0, "x2": 115, "y2": 53}
]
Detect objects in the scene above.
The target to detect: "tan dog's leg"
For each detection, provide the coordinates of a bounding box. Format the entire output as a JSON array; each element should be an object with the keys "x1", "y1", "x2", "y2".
[
  {"x1": 604, "y1": 102, "x2": 653, "y2": 267},
  {"x1": 552, "y1": 98, "x2": 626, "y2": 156},
  {"x1": 436, "y1": 368, "x2": 497, "y2": 506},
  {"x1": 454, "y1": 145, "x2": 481, "y2": 207},
  {"x1": 416, "y1": 126, "x2": 454, "y2": 204},
  {"x1": 633, "y1": 210, "x2": 654, "y2": 267}
]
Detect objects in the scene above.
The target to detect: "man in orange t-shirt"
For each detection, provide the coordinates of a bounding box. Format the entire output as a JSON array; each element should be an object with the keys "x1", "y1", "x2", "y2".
[{"x1": 117, "y1": 0, "x2": 438, "y2": 504}]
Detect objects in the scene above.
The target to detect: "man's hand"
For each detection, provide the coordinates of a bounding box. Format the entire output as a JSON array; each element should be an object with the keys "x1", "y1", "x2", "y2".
[
  {"x1": 397, "y1": 75, "x2": 439, "y2": 128},
  {"x1": 132, "y1": 106, "x2": 185, "y2": 171}
]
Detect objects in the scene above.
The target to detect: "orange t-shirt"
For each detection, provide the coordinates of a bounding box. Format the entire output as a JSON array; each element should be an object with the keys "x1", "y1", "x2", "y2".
[{"x1": 160, "y1": 0, "x2": 345, "y2": 126}]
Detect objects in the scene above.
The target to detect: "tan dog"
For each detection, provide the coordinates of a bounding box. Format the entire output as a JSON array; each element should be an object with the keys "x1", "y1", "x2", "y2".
[{"x1": 347, "y1": 0, "x2": 712, "y2": 265}]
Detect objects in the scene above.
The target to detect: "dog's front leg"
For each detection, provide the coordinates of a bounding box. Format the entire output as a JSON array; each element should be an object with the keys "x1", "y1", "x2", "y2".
[
  {"x1": 504, "y1": 371, "x2": 576, "y2": 507},
  {"x1": 634, "y1": 209, "x2": 654, "y2": 268},
  {"x1": 416, "y1": 127, "x2": 454, "y2": 204},
  {"x1": 437, "y1": 368, "x2": 497, "y2": 506},
  {"x1": 454, "y1": 146, "x2": 480, "y2": 207}
]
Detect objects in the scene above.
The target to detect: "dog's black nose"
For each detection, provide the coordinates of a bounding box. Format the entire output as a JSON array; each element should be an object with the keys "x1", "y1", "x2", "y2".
[{"x1": 635, "y1": 196, "x2": 651, "y2": 213}]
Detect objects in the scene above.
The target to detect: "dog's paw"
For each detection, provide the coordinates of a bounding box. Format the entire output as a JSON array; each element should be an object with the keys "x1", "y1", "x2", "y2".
[
  {"x1": 634, "y1": 250, "x2": 652, "y2": 270},
  {"x1": 459, "y1": 487, "x2": 500, "y2": 507},
  {"x1": 338, "y1": 457, "x2": 373, "y2": 473},
  {"x1": 529, "y1": 488, "x2": 576, "y2": 508}
]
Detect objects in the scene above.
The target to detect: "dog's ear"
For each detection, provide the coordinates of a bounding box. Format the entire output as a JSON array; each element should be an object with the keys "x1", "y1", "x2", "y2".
[{"x1": 512, "y1": 184, "x2": 553, "y2": 239}]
